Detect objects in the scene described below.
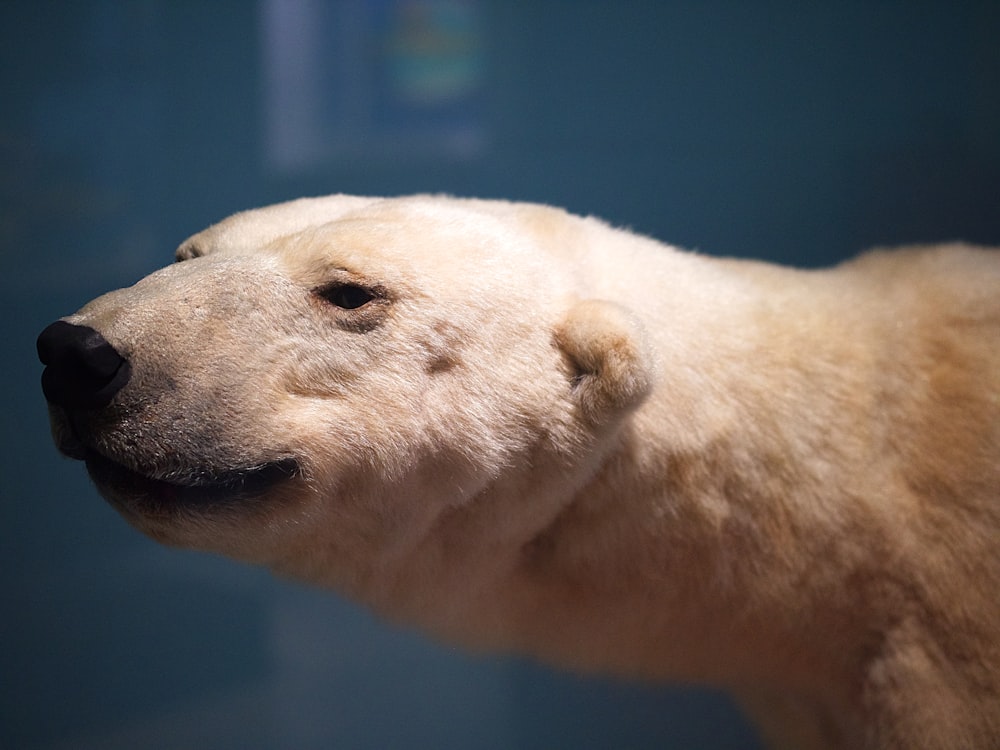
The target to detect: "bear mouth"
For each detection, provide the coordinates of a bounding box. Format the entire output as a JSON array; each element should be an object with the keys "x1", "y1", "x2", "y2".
[{"x1": 83, "y1": 448, "x2": 301, "y2": 510}]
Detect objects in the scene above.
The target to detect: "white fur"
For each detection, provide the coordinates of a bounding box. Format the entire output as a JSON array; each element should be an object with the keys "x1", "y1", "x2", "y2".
[{"x1": 48, "y1": 195, "x2": 1000, "y2": 749}]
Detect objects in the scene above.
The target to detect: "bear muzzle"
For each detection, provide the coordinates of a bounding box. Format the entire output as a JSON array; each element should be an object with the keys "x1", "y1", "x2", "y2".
[{"x1": 37, "y1": 319, "x2": 301, "y2": 509}]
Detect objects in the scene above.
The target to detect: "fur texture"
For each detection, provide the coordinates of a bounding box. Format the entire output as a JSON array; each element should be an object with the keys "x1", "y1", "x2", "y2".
[{"x1": 39, "y1": 195, "x2": 1000, "y2": 749}]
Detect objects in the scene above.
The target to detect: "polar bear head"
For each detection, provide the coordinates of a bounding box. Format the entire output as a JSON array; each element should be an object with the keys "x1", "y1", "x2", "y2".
[{"x1": 38, "y1": 195, "x2": 652, "y2": 597}]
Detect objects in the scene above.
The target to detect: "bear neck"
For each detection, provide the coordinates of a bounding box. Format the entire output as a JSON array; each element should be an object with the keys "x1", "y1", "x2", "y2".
[
  {"x1": 297, "y1": 242, "x2": 998, "y2": 749},
  {"x1": 359, "y1": 256, "x2": 890, "y2": 712}
]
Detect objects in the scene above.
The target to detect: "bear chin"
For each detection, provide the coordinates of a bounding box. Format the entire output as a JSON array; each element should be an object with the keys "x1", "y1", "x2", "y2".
[{"x1": 82, "y1": 448, "x2": 300, "y2": 512}]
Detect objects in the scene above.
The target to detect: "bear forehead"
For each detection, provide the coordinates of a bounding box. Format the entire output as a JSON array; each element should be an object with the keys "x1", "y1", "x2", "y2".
[
  {"x1": 186, "y1": 197, "x2": 555, "y2": 297},
  {"x1": 186, "y1": 195, "x2": 541, "y2": 254}
]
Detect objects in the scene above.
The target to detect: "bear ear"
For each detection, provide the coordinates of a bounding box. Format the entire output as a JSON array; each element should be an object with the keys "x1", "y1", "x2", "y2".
[
  {"x1": 555, "y1": 300, "x2": 654, "y2": 425},
  {"x1": 174, "y1": 238, "x2": 210, "y2": 262}
]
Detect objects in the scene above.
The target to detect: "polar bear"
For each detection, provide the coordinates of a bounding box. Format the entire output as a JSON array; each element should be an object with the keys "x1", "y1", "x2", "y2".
[{"x1": 37, "y1": 195, "x2": 1000, "y2": 749}]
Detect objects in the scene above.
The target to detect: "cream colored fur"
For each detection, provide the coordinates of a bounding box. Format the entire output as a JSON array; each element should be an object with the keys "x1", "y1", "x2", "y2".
[{"x1": 47, "y1": 195, "x2": 1000, "y2": 749}]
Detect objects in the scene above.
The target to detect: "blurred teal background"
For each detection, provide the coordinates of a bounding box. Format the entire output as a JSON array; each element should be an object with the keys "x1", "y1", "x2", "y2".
[{"x1": 3, "y1": 2, "x2": 999, "y2": 748}]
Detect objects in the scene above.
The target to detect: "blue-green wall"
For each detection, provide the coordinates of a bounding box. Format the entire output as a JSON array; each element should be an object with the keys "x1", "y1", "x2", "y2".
[{"x1": 3, "y1": 2, "x2": 998, "y2": 748}]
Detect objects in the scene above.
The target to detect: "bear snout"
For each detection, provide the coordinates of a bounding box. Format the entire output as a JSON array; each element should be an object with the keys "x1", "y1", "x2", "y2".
[{"x1": 37, "y1": 320, "x2": 131, "y2": 411}]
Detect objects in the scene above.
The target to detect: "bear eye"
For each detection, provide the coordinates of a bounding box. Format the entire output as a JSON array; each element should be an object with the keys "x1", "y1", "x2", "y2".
[{"x1": 316, "y1": 283, "x2": 375, "y2": 310}]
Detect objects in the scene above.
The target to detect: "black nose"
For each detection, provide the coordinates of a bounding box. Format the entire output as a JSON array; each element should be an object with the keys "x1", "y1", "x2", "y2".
[{"x1": 37, "y1": 320, "x2": 131, "y2": 410}]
